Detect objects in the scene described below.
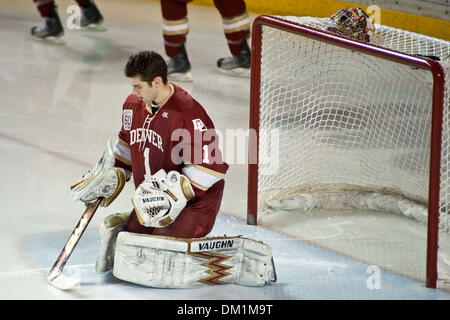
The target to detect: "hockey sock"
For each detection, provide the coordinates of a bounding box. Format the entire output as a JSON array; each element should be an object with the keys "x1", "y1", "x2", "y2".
[{"x1": 34, "y1": 0, "x2": 55, "y2": 17}]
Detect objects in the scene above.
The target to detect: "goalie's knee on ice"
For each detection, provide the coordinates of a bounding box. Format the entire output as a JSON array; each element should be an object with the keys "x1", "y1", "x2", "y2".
[
  {"x1": 101, "y1": 213, "x2": 130, "y2": 231},
  {"x1": 112, "y1": 232, "x2": 277, "y2": 288},
  {"x1": 95, "y1": 213, "x2": 130, "y2": 274}
]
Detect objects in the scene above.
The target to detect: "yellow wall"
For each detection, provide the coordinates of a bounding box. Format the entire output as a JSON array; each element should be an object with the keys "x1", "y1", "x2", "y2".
[{"x1": 190, "y1": 0, "x2": 450, "y2": 41}]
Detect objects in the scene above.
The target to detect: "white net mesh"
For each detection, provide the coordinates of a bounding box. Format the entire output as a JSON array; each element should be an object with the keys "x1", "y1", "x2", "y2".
[{"x1": 255, "y1": 16, "x2": 450, "y2": 286}]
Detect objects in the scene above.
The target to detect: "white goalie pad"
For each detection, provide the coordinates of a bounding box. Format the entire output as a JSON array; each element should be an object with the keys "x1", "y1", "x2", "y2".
[
  {"x1": 95, "y1": 213, "x2": 130, "y2": 274},
  {"x1": 112, "y1": 232, "x2": 277, "y2": 288}
]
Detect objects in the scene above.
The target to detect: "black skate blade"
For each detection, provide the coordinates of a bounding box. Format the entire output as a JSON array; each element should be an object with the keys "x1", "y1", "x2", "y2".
[
  {"x1": 168, "y1": 71, "x2": 193, "y2": 82},
  {"x1": 83, "y1": 23, "x2": 108, "y2": 32},
  {"x1": 31, "y1": 35, "x2": 66, "y2": 45},
  {"x1": 71, "y1": 23, "x2": 108, "y2": 32}
]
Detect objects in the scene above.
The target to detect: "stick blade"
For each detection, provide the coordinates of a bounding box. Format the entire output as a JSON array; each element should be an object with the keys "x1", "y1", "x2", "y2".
[
  {"x1": 46, "y1": 199, "x2": 103, "y2": 291},
  {"x1": 47, "y1": 272, "x2": 80, "y2": 290}
]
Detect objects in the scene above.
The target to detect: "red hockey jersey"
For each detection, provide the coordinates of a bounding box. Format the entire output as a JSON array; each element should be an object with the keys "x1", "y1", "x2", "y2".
[{"x1": 114, "y1": 83, "x2": 229, "y2": 194}]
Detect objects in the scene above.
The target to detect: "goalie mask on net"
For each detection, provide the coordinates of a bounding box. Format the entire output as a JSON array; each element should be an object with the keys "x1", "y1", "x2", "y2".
[{"x1": 327, "y1": 7, "x2": 375, "y2": 42}]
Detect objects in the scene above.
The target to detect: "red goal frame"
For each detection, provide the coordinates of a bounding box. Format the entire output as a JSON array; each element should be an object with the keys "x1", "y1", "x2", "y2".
[{"x1": 246, "y1": 15, "x2": 446, "y2": 288}]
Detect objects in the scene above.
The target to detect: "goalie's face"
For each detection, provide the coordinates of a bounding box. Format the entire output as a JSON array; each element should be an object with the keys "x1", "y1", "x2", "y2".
[{"x1": 130, "y1": 76, "x2": 158, "y2": 104}]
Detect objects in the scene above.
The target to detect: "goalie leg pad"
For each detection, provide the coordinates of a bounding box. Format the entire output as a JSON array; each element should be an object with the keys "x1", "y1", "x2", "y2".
[
  {"x1": 95, "y1": 213, "x2": 130, "y2": 274},
  {"x1": 112, "y1": 232, "x2": 276, "y2": 288}
]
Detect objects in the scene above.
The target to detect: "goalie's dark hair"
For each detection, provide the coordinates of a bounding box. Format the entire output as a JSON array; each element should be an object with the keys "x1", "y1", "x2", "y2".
[{"x1": 124, "y1": 50, "x2": 168, "y2": 85}]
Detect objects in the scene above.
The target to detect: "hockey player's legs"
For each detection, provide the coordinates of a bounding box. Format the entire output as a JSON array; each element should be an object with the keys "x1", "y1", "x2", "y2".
[
  {"x1": 125, "y1": 211, "x2": 154, "y2": 235},
  {"x1": 213, "y1": 0, "x2": 250, "y2": 56},
  {"x1": 31, "y1": 0, "x2": 105, "y2": 42},
  {"x1": 125, "y1": 207, "x2": 214, "y2": 238},
  {"x1": 75, "y1": 0, "x2": 89, "y2": 6},
  {"x1": 161, "y1": 0, "x2": 193, "y2": 81},
  {"x1": 75, "y1": 0, "x2": 106, "y2": 30},
  {"x1": 213, "y1": 0, "x2": 246, "y2": 15},
  {"x1": 213, "y1": 0, "x2": 251, "y2": 77},
  {"x1": 160, "y1": 0, "x2": 190, "y2": 58},
  {"x1": 31, "y1": 0, "x2": 64, "y2": 41},
  {"x1": 34, "y1": 0, "x2": 55, "y2": 17},
  {"x1": 151, "y1": 206, "x2": 216, "y2": 238}
]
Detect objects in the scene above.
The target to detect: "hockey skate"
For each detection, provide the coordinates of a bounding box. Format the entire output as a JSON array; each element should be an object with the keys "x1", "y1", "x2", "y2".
[
  {"x1": 30, "y1": 6, "x2": 64, "y2": 44},
  {"x1": 74, "y1": 0, "x2": 107, "y2": 31},
  {"x1": 167, "y1": 44, "x2": 193, "y2": 82},
  {"x1": 217, "y1": 39, "x2": 251, "y2": 78}
]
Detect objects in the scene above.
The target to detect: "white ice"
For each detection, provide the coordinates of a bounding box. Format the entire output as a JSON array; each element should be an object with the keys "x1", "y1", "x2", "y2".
[{"x1": 0, "y1": 0, "x2": 449, "y2": 300}]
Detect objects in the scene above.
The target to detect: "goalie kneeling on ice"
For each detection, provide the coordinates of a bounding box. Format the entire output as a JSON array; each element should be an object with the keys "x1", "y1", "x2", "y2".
[{"x1": 112, "y1": 232, "x2": 277, "y2": 288}]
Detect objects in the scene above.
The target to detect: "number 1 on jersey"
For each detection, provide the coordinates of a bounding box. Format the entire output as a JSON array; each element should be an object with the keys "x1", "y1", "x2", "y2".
[
  {"x1": 203, "y1": 145, "x2": 210, "y2": 164},
  {"x1": 144, "y1": 147, "x2": 152, "y2": 180}
]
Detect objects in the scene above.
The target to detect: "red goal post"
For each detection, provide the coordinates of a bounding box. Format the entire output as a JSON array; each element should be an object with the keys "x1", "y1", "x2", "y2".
[{"x1": 247, "y1": 15, "x2": 449, "y2": 288}]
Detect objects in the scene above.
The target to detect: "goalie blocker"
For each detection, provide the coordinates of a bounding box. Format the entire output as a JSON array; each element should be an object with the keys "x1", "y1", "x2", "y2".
[{"x1": 112, "y1": 232, "x2": 276, "y2": 288}]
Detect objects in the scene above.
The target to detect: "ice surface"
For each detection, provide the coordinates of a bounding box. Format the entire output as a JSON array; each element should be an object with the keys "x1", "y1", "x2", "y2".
[{"x1": 0, "y1": 0, "x2": 449, "y2": 300}]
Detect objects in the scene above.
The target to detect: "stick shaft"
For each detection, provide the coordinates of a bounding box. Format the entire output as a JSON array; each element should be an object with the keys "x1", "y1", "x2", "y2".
[{"x1": 48, "y1": 199, "x2": 103, "y2": 281}]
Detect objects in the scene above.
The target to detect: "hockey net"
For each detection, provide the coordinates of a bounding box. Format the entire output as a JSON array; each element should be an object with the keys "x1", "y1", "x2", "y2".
[{"x1": 247, "y1": 15, "x2": 450, "y2": 289}]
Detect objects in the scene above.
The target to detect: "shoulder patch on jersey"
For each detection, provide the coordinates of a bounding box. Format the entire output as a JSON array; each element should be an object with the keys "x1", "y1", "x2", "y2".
[
  {"x1": 123, "y1": 109, "x2": 133, "y2": 130},
  {"x1": 192, "y1": 118, "x2": 207, "y2": 132}
]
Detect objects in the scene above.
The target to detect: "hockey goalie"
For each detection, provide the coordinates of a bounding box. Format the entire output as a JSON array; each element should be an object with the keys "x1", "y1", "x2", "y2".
[{"x1": 69, "y1": 50, "x2": 276, "y2": 288}]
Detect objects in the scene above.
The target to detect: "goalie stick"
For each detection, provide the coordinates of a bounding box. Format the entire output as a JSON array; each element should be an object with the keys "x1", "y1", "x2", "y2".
[{"x1": 47, "y1": 198, "x2": 103, "y2": 290}]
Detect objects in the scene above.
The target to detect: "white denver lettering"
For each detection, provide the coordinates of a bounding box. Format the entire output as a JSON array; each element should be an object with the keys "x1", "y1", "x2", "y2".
[{"x1": 130, "y1": 128, "x2": 164, "y2": 152}]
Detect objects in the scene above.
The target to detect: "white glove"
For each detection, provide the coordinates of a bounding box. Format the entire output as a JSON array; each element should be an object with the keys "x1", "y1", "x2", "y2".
[
  {"x1": 132, "y1": 169, "x2": 195, "y2": 228},
  {"x1": 71, "y1": 140, "x2": 131, "y2": 207}
]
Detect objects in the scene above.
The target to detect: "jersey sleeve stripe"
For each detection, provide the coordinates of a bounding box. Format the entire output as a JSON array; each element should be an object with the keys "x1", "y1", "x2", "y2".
[
  {"x1": 182, "y1": 165, "x2": 222, "y2": 190},
  {"x1": 187, "y1": 178, "x2": 209, "y2": 191},
  {"x1": 114, "y1": 139, "x2": 131, "y2": 165},
  {"x1": 115, "y1": 153, "x2": 132, "y2": 166},
  {"x1": 183, "y1": 161, "x2": 227, "y2": 179},
  {"x1": 192, "y1": 164, "x2": 226, "y2": 179},
  {"x1": 116, "y1": 137, "x2": 129, "y2": 148}
]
